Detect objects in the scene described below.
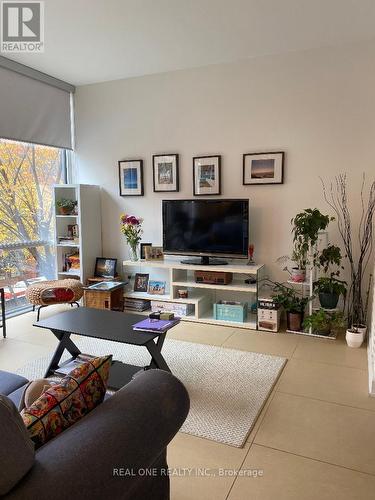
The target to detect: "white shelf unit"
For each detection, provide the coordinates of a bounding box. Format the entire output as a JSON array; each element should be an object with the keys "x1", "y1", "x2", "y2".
[
  {"x1": 122, "y1": 259, "x2": 265, "y2": 330},
  {"x1": 53, "y1": 184, "x2": 102, "y2": 284},
  {"x1": 285, "y1": 232, "x2": 338, "y2": 340}
]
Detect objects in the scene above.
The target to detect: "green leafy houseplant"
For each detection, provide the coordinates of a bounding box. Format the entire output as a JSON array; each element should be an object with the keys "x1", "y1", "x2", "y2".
[
  {"x1": 291, "y1": 209, "x2": 333, "y2": 274},
  {"x1": 56, "y1": 198, "x2": 77, "y2": 215},
  {"x1": 303, "y1": 309, "x2": 332, "y2": 335},
  {"x1": 303, "y1": 309, "x2": 347, "y2": 336},
  {"x1": 272, "y1": 282, "x2": 310, "y2": 332},
  {"x1": 313, "y1": 244, "x2": 347, "y2": 309}
]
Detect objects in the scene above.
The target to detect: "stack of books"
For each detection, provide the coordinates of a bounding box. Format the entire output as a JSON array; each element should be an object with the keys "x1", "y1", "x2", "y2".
[{"x1": 124, "y1": 297, "x2": 151, "y2": 312}]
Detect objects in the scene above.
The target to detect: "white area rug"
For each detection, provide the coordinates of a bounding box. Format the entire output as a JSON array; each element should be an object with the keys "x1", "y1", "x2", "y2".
[{"x1": 17, "y1": 338, "x2": 286, "y2": 448}]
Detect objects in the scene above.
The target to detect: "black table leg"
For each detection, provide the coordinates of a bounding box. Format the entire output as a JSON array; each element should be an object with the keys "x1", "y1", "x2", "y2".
[
  {"x1": 0, "y1": 288, "x2": 5, "y2": 339},
  {"x1": 146, "y1": 335, "x2": 171, "y2": 373},
  {"x1": 44, "y1": 329, "x2": 81, "y2": 377}
]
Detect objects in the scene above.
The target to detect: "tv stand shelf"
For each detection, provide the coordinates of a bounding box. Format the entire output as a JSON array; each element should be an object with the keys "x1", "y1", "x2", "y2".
[{"x1": 122, "y1": 259, "x2": 264, "y2": 330}]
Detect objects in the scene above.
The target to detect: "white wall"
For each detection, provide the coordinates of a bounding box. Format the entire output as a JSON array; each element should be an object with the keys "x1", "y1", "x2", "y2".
[{"x1": 75, "y1": 41, "x2": 375, "y2": 283}]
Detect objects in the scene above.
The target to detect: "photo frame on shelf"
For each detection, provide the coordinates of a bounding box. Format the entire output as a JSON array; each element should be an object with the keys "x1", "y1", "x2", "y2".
[
  {"x1": 153, "y1": 154, "x2": 179, "y2": 192},
  {"x1": 145, "y1": 246, "x2": 164, "y2": 261},
  {"x1": 118, "y1": 159, "x2": 144, "y2": 196},
  {"x1": 140, "y1": 243, "x2": 152, "y2": 260},
  {"x1": 148, "y1": 280, "x2": 166, "y2": 295},
  {"x1": 243, "y1": 152, "x2": 284, "y2": 185},
  {"x1": 134, "y1": 273, "x2": 149, "y2": 292},
  {"x1": 94, "y1": 258, "x2": 117, "y2": 278},
  {"x1": 193, "y1": 155, "x2": 221, "y2": 196}
]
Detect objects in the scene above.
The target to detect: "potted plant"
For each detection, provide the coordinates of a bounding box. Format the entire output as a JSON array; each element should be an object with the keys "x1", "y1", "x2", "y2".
[
  {"x1": 290, "y1": 208, "x2": 333, "y2": 283},
  {"x1": 120, "y1": 214, "x2": 143, "y2": 261},
  {"x1": 272, "y1": 283, "x2": 310, "y2": 331},
  {"x1": 321, "y1": 173, "x2": 375, "y2": 344},
  {"x1": 303, "y1": 309, "x2": 332, "y2": 336},
  {"x1": 313, "y1": 244, "x2": 347, "y2": 309},
  {"x1": 56, "y1": 198, "x2": 77, "y2": 215}
]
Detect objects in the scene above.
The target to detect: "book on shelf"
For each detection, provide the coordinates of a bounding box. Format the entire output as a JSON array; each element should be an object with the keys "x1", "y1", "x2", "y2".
[{"x1": 124, "y1": 298, "x2": 151, "y2": 311}]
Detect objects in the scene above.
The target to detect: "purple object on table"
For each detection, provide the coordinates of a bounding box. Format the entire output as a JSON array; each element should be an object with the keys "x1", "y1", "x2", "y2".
[{"x1": 133, "y1": 318, "x2": 180, "y2": 333}]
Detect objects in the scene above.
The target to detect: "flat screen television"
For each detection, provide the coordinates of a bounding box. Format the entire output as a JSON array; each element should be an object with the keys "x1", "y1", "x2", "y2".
[{"x1": 162, "y1": 199, "x2": 249, "y2": 265}]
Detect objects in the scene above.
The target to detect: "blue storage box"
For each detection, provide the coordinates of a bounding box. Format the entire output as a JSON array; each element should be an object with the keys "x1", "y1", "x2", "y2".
[{"x1": 213, "y1": 301, "x2": 248, "y2": 323}]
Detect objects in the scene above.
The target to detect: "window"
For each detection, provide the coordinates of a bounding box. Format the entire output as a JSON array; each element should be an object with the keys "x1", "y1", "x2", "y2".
[{"x1": 0, "y1": 138, "x2": 67, "y2": 316}]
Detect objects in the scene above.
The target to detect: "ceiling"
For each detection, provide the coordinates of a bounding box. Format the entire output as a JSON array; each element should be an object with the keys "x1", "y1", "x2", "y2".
[{"x1": 6, "y1": 0, "x2": 375, "y2": 86}]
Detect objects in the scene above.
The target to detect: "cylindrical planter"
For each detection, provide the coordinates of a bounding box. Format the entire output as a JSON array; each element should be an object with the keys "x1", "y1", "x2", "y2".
[
  {"x1": 290, "y1": 268, "x2": 306, "y2": 283},
  {"x1": 346, "y1": 328, "x2": 365, "y2": 348},
  {"x1": 287, "y1": 311, "x2": 303, "y2": 331},
  {"x1": 319, "y1": 292, "x2": 339, "y2": 309}
]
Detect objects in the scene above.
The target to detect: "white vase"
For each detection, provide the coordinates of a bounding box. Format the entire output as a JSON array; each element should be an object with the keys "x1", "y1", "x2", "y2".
[{"x1": 345, "y1": 328, "x2": 365, "y2": 348}]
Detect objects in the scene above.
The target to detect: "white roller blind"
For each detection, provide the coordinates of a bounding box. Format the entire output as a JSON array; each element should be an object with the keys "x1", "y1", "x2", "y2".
[{"x1": 0, "y1": 65, "x2": 73, "y2": 149}]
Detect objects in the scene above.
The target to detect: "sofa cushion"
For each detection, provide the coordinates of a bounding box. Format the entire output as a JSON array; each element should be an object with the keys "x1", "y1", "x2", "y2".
[
  {"x1": 21, "y1": 355, "x2": 112, "y2": 449},
  {"x1": 0, "y1": 395, "x2": 35, "y2": 496},
  {"x1": 0, "y1": 370, "x2": 29, "y2": 396}
]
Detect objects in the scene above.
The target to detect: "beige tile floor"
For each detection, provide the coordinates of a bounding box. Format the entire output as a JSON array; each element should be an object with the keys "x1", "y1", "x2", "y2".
[{"x1": 1, "y1": 305, "x2": 375, "y2": 499}]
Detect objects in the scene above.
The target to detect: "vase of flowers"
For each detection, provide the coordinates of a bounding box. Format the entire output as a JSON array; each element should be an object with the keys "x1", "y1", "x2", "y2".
[{"x1": 120, "y1": 214, "x2": 143, "y2": 261}]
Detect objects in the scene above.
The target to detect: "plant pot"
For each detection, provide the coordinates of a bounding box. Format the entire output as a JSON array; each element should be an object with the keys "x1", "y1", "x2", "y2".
[
  {"x1": 313, "y1": 326, "x2": 331, "y2": 336},
  {"x1": 58, "y1": 207, "x2": 73, "y2": 215},
  {"x1": 352, "y1": 324, "x2": 367, "y2": 338},
  {"x1": 318, "y1": 292, "x2": 339, "y2": 309},
  {"x1": 290, "y1": 268, "x2": 306, "y2": 283},
  {"x1": 287, "y1": 311, "x2": 303, "y2": 332},
  {"x1": 345, "y1": 328, "x2": 365, "y2": 348}
]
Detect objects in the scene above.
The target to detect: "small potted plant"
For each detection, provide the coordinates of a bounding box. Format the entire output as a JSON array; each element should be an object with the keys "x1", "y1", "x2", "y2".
[
  {"x1": 290, "y1": 208, "x2": 333, "y2": 283},
  {"x1": 272, "y1": 283, "x2": 310, "y2": 332},
  {"x1": 56, "y1": 198, "x2": 77, "y2": 215},
  {"x1": 303, "y1": 309, "x2": 332, "y2": 336},
  {"x1": 313, "y1": 245, "x2": 346, "y2": 309}
]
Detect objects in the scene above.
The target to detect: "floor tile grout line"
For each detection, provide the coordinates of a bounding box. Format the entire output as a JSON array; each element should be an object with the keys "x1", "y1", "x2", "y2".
[
  {"x1": 291, "y1": 354, "x2": 368, "y2": 371},
  {"x1": 275, "y1": 390, "x2": 375, "y2": 414},
  {"x1": 254, "y1": 443, "x2": 375, "y2": 478},
  {"x1": 284, "y1": 355, "x2": 368, "y2": 373},
  {"x1": 225, "y1": 388, "x2": 280, "y2": 499}
]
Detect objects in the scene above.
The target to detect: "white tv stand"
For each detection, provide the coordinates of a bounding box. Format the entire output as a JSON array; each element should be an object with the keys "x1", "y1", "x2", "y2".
[{"x1": 122, "y1": 259, "x2": 265, "y2": 330}]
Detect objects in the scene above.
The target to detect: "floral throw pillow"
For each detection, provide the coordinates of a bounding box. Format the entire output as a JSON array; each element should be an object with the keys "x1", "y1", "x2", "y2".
[{"x1": 21, "y1": 355, "x2": 112, "y2": 448}]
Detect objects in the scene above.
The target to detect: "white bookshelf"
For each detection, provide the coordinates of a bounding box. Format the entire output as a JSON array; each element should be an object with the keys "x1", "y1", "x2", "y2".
[
  {"x1": 122, "y1": 259, "x2": 265, "y2": 330},
  {"x1": 53, "y1": 184, "x2": 102, "y2": 284}
]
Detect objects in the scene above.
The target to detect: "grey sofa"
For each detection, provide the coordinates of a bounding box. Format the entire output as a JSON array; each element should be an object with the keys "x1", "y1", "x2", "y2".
[{"x1": 0, "y1": 368, "x2": 190, "y2": 499}]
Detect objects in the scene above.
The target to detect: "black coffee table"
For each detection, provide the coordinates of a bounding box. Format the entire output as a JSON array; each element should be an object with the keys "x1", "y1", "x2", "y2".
[{"x1": 34, "y1": 308, "x2": 175, "y2": 389}]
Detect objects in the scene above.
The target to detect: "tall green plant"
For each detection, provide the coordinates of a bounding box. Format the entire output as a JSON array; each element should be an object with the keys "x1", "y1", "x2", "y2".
[{"x1": 291, "y1": 209, "x2": 333, "y2": 269}]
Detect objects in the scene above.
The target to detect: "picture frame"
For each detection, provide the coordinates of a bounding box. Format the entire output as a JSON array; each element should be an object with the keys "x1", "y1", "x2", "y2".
[
  {"x1": 145, "y1": 246, "x2": 164, "y2": 261},
  {"x1": 153, "y1": 154, "x2": 179, "y2": 192},
  {"x1": 243, "y1": 152, "x2": 284, "y2": 185},
  {"x1": 148, "y1": 280, "x2": 166, "y2": 295},
  {"x1": 134, "y1": 273, "x2": 149, "y2": 292},
  {"x1": 118, "y1": 159, "x2": 144, "y2": 196},
  {"x1": 193, "y1": 155, "x2": 221, "y2": 196},
  {"x1": 140, "y1": 242, "x2": 152, "y2": 260},
  {"x1": 94, "y1": 258, "x2": 117, "y2": 278}
]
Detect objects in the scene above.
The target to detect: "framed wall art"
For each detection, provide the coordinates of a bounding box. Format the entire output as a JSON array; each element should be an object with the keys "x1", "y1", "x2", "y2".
[
  {"x1": 153, "y1": 154, "x2": 179, "y2": 192},
  {"x1": 243, "y1": 152, "x2": 284, "y2": 185},
  {"x1": 193, "y1": 155, "x2": 221, "y2": 196},
  {"x1": 118, "y1": 159, "x2": 144, "y2": 196}
]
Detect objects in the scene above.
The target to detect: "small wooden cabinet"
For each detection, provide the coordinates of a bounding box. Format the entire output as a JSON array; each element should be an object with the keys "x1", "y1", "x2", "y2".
[{"x1": 84, "y1": 283, "x2": 124, "y2": 311}]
